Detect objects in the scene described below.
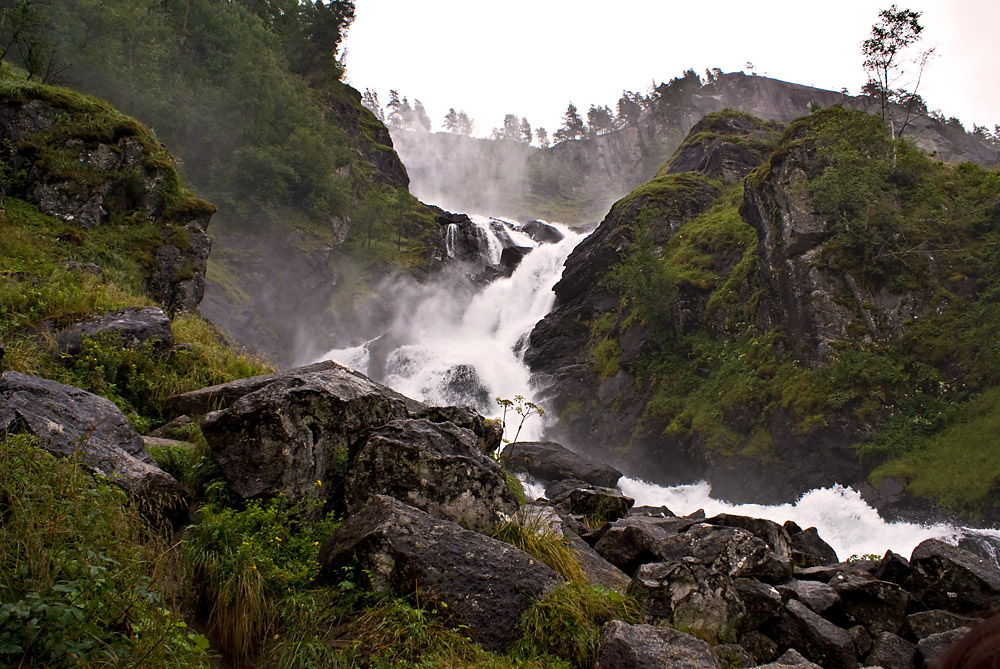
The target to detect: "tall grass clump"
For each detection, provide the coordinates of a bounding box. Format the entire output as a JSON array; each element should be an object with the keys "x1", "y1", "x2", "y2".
[
  {"x1": 0, "y1": 435, "x2": 209, "y2": 667},
  {"x1": 491, "y1": 508, "x2": 585, "y2": 582}
]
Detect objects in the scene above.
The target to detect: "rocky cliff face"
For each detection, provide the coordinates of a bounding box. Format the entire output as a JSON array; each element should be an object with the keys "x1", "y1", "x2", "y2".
[
  {"x1": 525, "y1": 107, "x2": 1000, "y2": 516},
  {"x1": 0, "y1": 92, "x2": 215, "y2": 313},
  {"x1": 393, "y1": 73, "x2": 1000, "y2": 225}
]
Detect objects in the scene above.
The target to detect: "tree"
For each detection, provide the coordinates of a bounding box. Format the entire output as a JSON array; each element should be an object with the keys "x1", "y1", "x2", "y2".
[
  {"x1": 862, "y1": 4, "x2": 933, "y2": 139},
  {"x1": 412, "y1": 99, "x2": 431, "y2": 132},
  {"x1": 553, "y1": 102, "x2": 585, "y2": 143},
  {"x1": 501, "y1": 113, "x2": 521, "y2": 141},
  {"x1": 616, "y1": 92, "x2": 642, "y2": 127},
  {"x1": 587, "y1": 104, "x2": 614, "y2": 135},
  {"x1": 362, "y1": 88, "x2": 384, "y2": 122},
  {"x1": 520, "y1": 116, "x2": 532, "y2": 144},
  {"x1": 535, "y1": 126, "x2": 548, "y2": 148}
]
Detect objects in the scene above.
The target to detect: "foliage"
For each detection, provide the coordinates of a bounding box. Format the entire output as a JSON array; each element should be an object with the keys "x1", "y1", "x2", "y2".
[
  {"x1": 512, "y1": 581, "x2": 640, "y2": 668},
  {"x1": 0, "y1": 435, "x2": 210, "y2": 667},
  {"x1": 492, "y1": 508, "x2": 585, "y2": 582},
  {"x1": 181, "y1": 491, "x2": 341, "y2": 661},
  {"x1": 496, "y1": 395, "x2": 545, "y2": 444}
]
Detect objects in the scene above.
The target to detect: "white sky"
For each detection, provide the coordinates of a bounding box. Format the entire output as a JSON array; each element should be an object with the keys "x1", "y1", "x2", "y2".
[{"x1": 342, "y1": 0, "x2": 999, "y2": 139}]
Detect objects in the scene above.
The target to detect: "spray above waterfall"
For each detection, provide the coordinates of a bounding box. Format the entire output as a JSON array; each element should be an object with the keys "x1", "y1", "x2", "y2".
[{"x1": 317, "y1": 215, "x2": 583, "y2": 442}]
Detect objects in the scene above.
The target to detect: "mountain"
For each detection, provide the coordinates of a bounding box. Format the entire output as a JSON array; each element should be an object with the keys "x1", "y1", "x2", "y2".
[
  {"x1": 524, "y1": 106, "x2": 1000, "y2": 521},
  {"x1": 393, "y1": 72, "x2": 1000, "y2": 225}
]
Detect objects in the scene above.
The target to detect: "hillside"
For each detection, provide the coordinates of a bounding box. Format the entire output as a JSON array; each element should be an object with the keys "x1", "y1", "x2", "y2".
[
  {"x1": 393, "y1": 72, "x2": 1000, "y2": 225},
  {"x1": 526, "y1": 107, "x2": 1000, "y2": 521}
]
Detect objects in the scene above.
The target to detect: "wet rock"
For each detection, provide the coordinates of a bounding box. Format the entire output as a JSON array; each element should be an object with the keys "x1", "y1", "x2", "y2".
[
  {"x1": 55, "y1": 306, "x2": 173, "y2": 357},
  {"x1": 790, "y1": 527, "x2": 839, "y2": 567},
  {"x1": 521, "y1": 220, "x2": 565, "y2": 244},
  {"x1": 740, "y1": 630, "x2": 779, "y2": 665},
  {"x1": 345, "y1": 418, "x2": 517, "y2": 533},
  {"x1": 414, "y1": 404, "x2": 502, "y2": 454},
  {"x1": 873, "y1": 550, "x2": 912, "y2": 587},
  {"x1": 629, "y1": 560, "x2": 745, "y2": 644},
  {"x1": 502, "y1": 440, "x2": 623, "y2": 487},
  {"x1": 795, "y1": 560, "x2": 878, "y2": 582},
  {"x1": 593, "y1": 620, "x2": 721, "y2": 669},
  {"x1": 200, "y1": 361, "x2": 415, "y2": 505},
  {"x1": 903, "y1": 609, "x2": 981, "y2": 640},
  {"x1": 0, "y1": 372, "x2": 188, "y2": 515},
  {"x1": 548, "y1": 481, "x2": 634, "y2": 522},
  {"x1": 849, "y1": 625, "x2": 871, "y2": 658},
  {"x1": 775, "y1": 599, "x2": 857, "y2": 668},
  {"x1": 439, "y1": 364, "x2": 492, "y2": 413},
  {"x1": 593, "y1": 515, "x2": 698, "y2": 575},
  {"x1": 914, "y1": 627, "x2": 971, "y2": 668},
  {"x1": 657, "y1": 524, "x2": 772, "y2": 580},
  {"x1": 909, "y1": 539, "x2": 1000, "y2": 614},
  {"x1": 865, "y1": 631, "x2": 915, "y2": 669},
  {"x1": 832, "y1": 574, "x2": 909, "y2": 636},
  {"x1": 568, "y1": 537, "x2": 631, "y2": 594},
  {"x1": 734, "y1": 578, "x2": 783, "y2": 632},
  {"x1": 757, "y1": 648, "x2": 823, "y2": 668},
  {"x1": 705, "y1": 513, "x2": 793, "y2": 557},
  {"x1": 777, "y1": 579, "x2": 840, "y2": 616},
  {"x1": 318, "y1": 495, "x2": 561, "y2": 651},
  {"x1": 499, "y1": 245, "x2": 532, "y2": 276}
]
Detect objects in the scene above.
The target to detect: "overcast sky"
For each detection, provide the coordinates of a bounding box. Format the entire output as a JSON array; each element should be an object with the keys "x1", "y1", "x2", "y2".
[{"x1": 342, "y1": 0, "x2": 999, "y2": 139}]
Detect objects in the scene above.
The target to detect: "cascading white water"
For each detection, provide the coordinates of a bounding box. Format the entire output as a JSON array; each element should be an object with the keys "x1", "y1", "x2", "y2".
[
  {"x1": 319, "y1": 213, "x2": 1000, "y2": 563},
  {"x1": 444, "y1": 223, "x2": 458, "y2": 258},
  {"x1": 318, "y1": 217, "x2": 582, "y2": 442}
]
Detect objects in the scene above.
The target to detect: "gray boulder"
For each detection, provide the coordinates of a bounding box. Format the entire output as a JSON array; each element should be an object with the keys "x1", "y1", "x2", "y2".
[
  {"x1": 345, "y1": 418, "x2": 517, "y2": 533},
  {"x1": 777, "y1": 579, "x2": 841, "y2": 616},
  {"x1": 903, "y1": 609, "x2": 981, "y2": 640},
  {"x1": 629, "y1": 560, "x2": 745, "y2": 644},
  {"x1": 756, "y1": 648, "x2": 824, "y2": 668},
  {"x1": 414, "y1": 404, "x2": 502, "y2": 453},
  {"x1": 865, "y1": 631, "x2": 915, "y2": 669},
  {"x1": 915, "y1": 627, "x2": 970, "y2": 668},
  {"x1": 790, "y1": 527, "x2": 840, "y2": 567},
  {"x1": 832, "y1": 574, "x2": 909, "y2": 636},
  {"x1": 0, "y1": 372, "x2": 188, "y2": 512},
  {"x1": 776, "y1": 599, "x2": 857, "y2": 668},
  {"x1": 909, "y1": 538, "x2": 1000, "y2": 614},
  {"x1": 656, "y1": 524, "x2": 777, "y2": 581},
  {"x1": 318, "y1": 495, "x2": 561, "y2": 651},
  {"x1": 873, "y1": 550, "x2": 912, "y2": 586},
  {"x1": 548, "y1": 480, "x2": 635, "y2": 522},
  {"x1": 593, "y1": 515, "x2": 698, "y2": 575},
  {"x1": 593, "y1": 620, "x2": 721, "y2": 669},
  {"x1": 200, "y1": 362, "x2": 415, "y2": 505},
  {"x1": 735, "y1": 578, "x2": 784, "y2": 632},
  {"x1": 705, "y1": 513, "x2": 793, "y2": 557},
  {"x1": 521, "y1": 220, "x2": 565, "y2": 244},
  {"x1": 503, "y1": 440, "x2": 622, "y2": 487},
  {"x1": 55, "y1": 306, "x2": 173, "y2": 357}
]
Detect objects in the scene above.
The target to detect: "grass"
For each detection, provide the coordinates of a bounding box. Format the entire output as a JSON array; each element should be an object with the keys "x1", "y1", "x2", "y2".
[
  {"x1": 492, "y1": 508, "x2": 585, "y2": 582},
  {"x1": 0, "y1": 435, "x2": 210, "y2": 667}
]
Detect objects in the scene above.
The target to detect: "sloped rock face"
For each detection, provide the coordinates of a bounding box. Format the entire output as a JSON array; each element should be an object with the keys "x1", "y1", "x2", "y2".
[
  {"x1": 55, "y1": 306, "x2": 173, "y2": 357},
  {"x1": 503, "y1": 440, "x2": 623, "y2": 487},
  {"x1": 199, "y1": 361, "x2": 416, "y2": 505},
  {"x1": 346, "y1": 418, "x2": 517, "y2": 532},
  {"x1": 0, "y1": 97, "x2": 214, "y2": 314},
  {"x1": 318, "y1": 495, "x2": 561, "y2": 651},
  {"x1": 594, "y1": 620, "x2": 722, "y2": 669},
  {"x1": 0, "y1": 372, "x2": 188, "y2": 512}
]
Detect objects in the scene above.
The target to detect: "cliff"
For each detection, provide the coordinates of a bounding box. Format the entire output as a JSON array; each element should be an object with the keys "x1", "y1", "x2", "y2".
[
  {"x1": 525, "y1": 107, "x2": 1000, "y2": 520},
  {"x1": 393, "y1": 73, "x2": 1000, "y2": 225}
]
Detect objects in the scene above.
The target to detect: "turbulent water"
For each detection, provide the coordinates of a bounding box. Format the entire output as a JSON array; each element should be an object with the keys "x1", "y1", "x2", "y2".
[{"x1": 318, "y1": 214, "x2": 1000, "y2": 562}]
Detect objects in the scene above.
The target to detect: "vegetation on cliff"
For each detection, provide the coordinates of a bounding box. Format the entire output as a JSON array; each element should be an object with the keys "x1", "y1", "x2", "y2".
[{"x1": 548, "y1": 106, "x2": 1000, "y2": 517}]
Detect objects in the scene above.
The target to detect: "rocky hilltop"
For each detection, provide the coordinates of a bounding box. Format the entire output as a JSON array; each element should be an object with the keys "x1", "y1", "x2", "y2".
[
  {"x1": 526, "y1": 107, "x2": 1000, "y2": 520},
  {"x1": 393, "y1": 72, "x2": 1000, "y2": 224}
]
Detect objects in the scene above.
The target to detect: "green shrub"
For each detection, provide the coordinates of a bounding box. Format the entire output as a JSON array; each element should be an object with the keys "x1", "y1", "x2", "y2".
[
  {"x1": 0, "y1": 435, "x2": 209, "y2": 667},
  {"x1": 492, "y1": 509, "x2": 585, "y2": 582}
]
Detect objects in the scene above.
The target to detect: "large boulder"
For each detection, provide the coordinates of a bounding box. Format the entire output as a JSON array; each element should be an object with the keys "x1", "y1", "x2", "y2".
[
  {"x1": 0, "y1": 372, "x2": 188, "y2": 512},
  {"x1": 629, "y1": 560, "x2": 745, "y2": 644},
  {"x1": 865, "y1": 631, "x2": 915, "y2": 669},
  {"x1": 789, "y1": 527, "x2": 840, "y2": 567},
  {"x1": 909, "y1": 539, "x2": 1000, "y2": 614},
  {"x1": 345, "y1": 418, "x2": 517, "y2": 533},
  {"x1": 593, "y1": 620, "x2": 721, "y2": 669},
  {"x1": 199, "y1": 362, "x2": 416, "y2": 505},
  {"x1": 547, "y1": 480, "x2": 635, "y2": 523},
  {"x1": 831, "y1": 574, "x2": 909, "y2": 636},
  {"x1": 593, "y1": 515, "x2": 699, "y2": 575},
  {"x1": 318, "y1": 495, "x2": 561, "y2": 651},
  {"x1": 55, "y1": 306, "x2": 173, "y2": 357},
  {"x1": 655, "y1": 524, "x2": 773, "y2": 580},
  {"x1": 503, "y1": 440, "x2": 623, "y2": 487},
  {"x1": 775, "y1": 599, "x2": 857, "y2": 669}
]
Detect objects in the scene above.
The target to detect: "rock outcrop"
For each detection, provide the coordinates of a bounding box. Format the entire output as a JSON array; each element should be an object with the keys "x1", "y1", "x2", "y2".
[
  {"x1": 55, "y1": 306, "x2": 173, "y2": 357},
  {"x1": 318, "y1": 494, "x2": 561, "y2": 651},
  {"x1": 0, "y1": 372, "x2": 188, "y2": 514}
]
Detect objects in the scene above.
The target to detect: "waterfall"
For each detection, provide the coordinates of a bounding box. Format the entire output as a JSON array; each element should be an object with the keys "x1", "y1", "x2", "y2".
[
  {"x1": 445, "y1": 223, "x2": 458, "y2": 258},
  {"x1": 319, "y1": 217, "x2": 582, "y2": 441},
  {"x1": 317, "y1": 214, "x2": 1000, "y2": 563}
]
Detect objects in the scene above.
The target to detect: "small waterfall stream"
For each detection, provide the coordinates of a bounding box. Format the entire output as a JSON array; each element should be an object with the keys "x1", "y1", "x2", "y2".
[{"x1": 317, "y1": 214, "x2": 1000, "y2": 561}]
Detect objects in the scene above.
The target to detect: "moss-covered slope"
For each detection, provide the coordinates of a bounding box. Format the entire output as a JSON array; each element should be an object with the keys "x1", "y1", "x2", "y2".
[{"x1": 527, "y1": 107, "x2": 1000, "y2": 520}]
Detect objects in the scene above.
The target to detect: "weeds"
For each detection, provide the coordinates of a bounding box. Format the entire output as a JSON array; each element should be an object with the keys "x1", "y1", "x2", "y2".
[{"x1": 492, "y1": 508, "x2": 585, "y2": 582}]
